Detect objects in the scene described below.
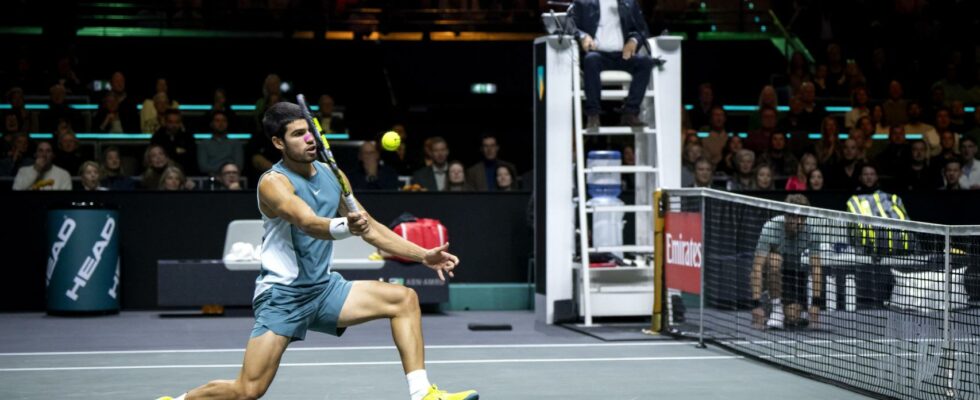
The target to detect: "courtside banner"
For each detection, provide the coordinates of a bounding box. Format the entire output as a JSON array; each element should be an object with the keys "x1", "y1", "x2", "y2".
[
  {"x1": 664, "y1": 212, "x2": 702, "y2": 294},
  {"x1": 46, "y1": 208, "x2": 120, "y2": 313}
]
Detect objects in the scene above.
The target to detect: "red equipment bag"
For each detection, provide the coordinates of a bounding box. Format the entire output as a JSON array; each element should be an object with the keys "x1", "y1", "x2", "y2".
[{"x1": 388, "y1": 217, "x2": 448, "y2": 262}]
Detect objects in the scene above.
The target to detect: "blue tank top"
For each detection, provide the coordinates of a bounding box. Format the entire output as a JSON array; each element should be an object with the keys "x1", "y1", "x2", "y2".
[{"x1": 254, "y1": 161, "x2": 342, "y2": 298}]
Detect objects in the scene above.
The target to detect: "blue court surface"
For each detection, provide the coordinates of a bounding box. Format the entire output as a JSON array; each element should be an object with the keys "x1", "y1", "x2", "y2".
[{"x1": 0, "y1": 310, "x2": 870, "y2": 399}]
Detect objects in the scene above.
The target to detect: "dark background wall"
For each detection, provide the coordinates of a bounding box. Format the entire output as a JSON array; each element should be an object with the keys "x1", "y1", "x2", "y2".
[{"x1": 0, "y1": 191, "x2": 532, "y2": 311}]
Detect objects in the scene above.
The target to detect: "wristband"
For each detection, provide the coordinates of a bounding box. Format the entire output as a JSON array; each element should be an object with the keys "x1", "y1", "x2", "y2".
[{"x1": 329, "y1": 218, "x2": 352, "y2": 240}]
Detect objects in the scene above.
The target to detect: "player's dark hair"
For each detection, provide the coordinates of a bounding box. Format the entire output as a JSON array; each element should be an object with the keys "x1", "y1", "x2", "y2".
[{"x1": 263, "y1": 102, "x2": 305, "y2": 140}]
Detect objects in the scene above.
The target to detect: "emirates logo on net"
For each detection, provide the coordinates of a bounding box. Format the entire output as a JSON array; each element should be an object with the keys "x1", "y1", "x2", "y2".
[{"x1": 666, "y1": 233, "x2": 702, "y2": 268}]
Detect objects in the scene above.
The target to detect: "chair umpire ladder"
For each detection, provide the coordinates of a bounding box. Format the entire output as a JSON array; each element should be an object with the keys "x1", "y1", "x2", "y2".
[{"x1": 571, "y1": 37, "x2": 682, "y2": 326}]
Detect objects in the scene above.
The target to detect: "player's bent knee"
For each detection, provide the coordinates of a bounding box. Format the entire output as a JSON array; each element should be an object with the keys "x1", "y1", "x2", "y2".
[{"x1": 399, "y1": 287, "x2": 419, "y2": 313}]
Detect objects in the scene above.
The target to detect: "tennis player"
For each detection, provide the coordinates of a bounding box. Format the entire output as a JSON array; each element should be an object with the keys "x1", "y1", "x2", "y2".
[
  {"x1": 750, "y1": 194, "x2": 823, "y2": 330},
  {"x1": 159, "y1": 102, "x2": 478, "y2": 400}
]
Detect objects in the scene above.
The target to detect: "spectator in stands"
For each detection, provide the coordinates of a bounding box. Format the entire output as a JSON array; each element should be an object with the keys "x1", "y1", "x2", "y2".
[
  {"x1": 898, "y1": 140, "x2": 941, "y2": 191},
  {"x1": 883, "y1": 80, "x2": 909, "y2": 126},
  {"x1": 749, "y1": 85, "x2": 779, "y2": 130},
  {"x1": 934, "y1": 108, "x2": 960, "y2": 146},
  {"x1": 380, "y1": 123, "x2": 421, "y2": 176},
  {"x1": 812, "y1": 65, "x2": 830, "y2": 97},
  {"x1": 689, "y1": 83, "x2": 715, "y2": 131},
  {"x1": 815, "y1": 115, "x2": 841, "y2": 165},
  {"x1": 949, "y1": 100, "x2": 968, "y2": 134},
  {"x1": 925, "y1": 87, "x2": 947, "y2": 123},
  {"x1": 701, "y1": 107, "x2": 729, "y2": 166},
  {"x1": 96, "y1": 92, "x2": 125, "y2": 133},
  {"x1": 871, "y1": 104, "x2": 889, "y2": 135},
  {"x1": 745, "y1": 107, "x2": 778, "y2": 153},
  {"x1": 904, "y1": 101, "x2": 940, "y2": 157},
  {"x1": 752, "y1": 164, "x2": 775, "y2": 190},
  {"x1": 844, "y1": 87, "x2": 870, "y2": 130},
  {"x1": 807, "y1": 168, "x2": 825, "y2": 191},
  {"x1": 824, "y1": 44, "x2": 845, "y2": 95},
  {"x1": 54, "y1": 130, "x2": 86, "y2": 175},
  {"x1": 851, "y1": 116, "x2": 875, "y2": 156},
  {"x1": 197, "y1": 111, "x2": 243, "y2": 175},
  {"x1": 778, "y1": 96, "x2": 806, "y2": 138},
  {"x1": 726, "y1": 149, "x2": 756, "y2": 191},
  {"x1": 43, "y1": 84, "x2": 79, "y2": 132},
  {"x1": 107, "y1": 71, "x2": 140, "y2": 132},
  {"x1": 0, "y1": 133, "x2": 32, "y2": 177},
  {"x1": 940, "y1": 159, "x2": 964, "y2": 190},
  {"x1": 787, "y1": 52, "x2": 811, "y2": 96},
  {"x1": 856, "y1": 164, "x2": 880, "y2": 193},
  {"x1": 216, "y1": 162, "x2": 243, "y2": 190},
  {"x1": 159, "y1": 165, "x2": 189, "y2": 191},
  {"x1": 100, "y1": 146, "x2": 137, "y2": 190},
  {"x1": 141, "y1": 93, "x2": 173, "y2": 133},
  {"x1": 256, "y1": 73, "x2": 282, "y2": 117},
  {"x1": 786, "y1": 153, "x2": 817, "y2": 191},
  {"x1": 466, "y1": 134, "x2": 517, "y2": 192},
  {"x1": 797, "y1": 82, "x2": 825, "y2": 131},
  {"x1": 840, "y1": 61, "x2": 867, "y2": 96},
  {"x1": 866, "y1": 48, "x2": 891, "y2": 97},
  {"x1": 141, "y1": 144, "x2": 173, "y2": 190},
  {"x1": 691, "y1": 158, "x2": 717, "y2": 188},
  {"x1": 933, "y1": 64, "x2": 968, "y2": 103},
  {"x1": 151, "y1": 109, "x2": 197, "y2": 174},
  {"x1": 316, "y1": 94, "x2": 346, "y2": 134},
  {"x1": 76, "y1": 161, "x2": 107, "y2": 191},
  {"x1": 495, "y1": 164, "x2": 517, "y2": 191},
  {"x1": 719, "y1": 135, "x2": 743, "y2": 175},
  {"x1": 760, "y1": 132, "x2": 798, "y2": 177},
  {"x1": 12, "y1": 141, "x2": 71, "y2": 190},
  {"x1": 568, "y1": 0, "x2": 653, "y2": 128},
  {"x1": 874, "y1": 125, "x2": 911, "y2": 178},
  {"x1": 4, "y1": 87, "x2": 31, "y2": 133},
  {"x1": 828, "y1": 139, "x2": 864, "y2": 189},
  {"x1": 446, "y1": 161, "x2": 472, "y2": 192},
  {"x1": 52, "y1": 55, "x2": 83, "y2": 95},
  {"x1": 348, "y1": 140, "x2": 399, "y2": 191},
  {"x1": 958, "y1": 137, "x2": 980, "y2": 189},
  {"x1": 681, "y1": 142, "x2": 703, "y2": 187},
  {"x1": 141, "y1": 78, "x2": 179, "y2": 133},
  {"x1": 411, "y1": 136, "x2": 450, "y2": 191},
  {"x1": 930, "y1": 131, "x2": 960, "y2": 168},
  {"x1": 210, "y1": 88, "x2": 236, "y2": 122},
  {"x1": 2, "y1": 114, "x2": 22, "y2": 146}
]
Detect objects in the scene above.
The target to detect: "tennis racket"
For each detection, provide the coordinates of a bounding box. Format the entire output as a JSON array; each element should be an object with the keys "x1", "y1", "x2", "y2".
[{"x1": 296, "y1": 94, "x2": 360, "y2": 213}]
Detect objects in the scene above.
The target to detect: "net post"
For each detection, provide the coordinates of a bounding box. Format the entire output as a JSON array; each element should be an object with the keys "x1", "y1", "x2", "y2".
[
  {"x1": 942, "y1": 227, "x2": 955, "y2": 398},
  {"x1": 650, "y1": 189, "x2": 665, "y2": 333},
  {"x1": 698, "y1": 192, "x2": 706, "y2": 349}
]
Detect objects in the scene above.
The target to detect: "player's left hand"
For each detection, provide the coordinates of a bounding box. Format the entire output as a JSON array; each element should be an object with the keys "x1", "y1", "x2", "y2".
[
  {"x1": 347, "y1": 212, "x2": 370, "y2": 236},
  {"x1": 423, "y1": 243, "x2": 460, "y2": 281},
  {"x1": 622, "y1": 38, "x2": 638, "y2": 60},
  {"x1": 808, "y1": 305, "x2": 821, "y2": 329}
]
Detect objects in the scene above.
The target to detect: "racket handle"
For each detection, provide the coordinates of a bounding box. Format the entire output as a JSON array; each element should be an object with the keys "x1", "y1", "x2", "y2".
[{"x1": 343, "y1": 193, "x2": 360, "y2": 213}]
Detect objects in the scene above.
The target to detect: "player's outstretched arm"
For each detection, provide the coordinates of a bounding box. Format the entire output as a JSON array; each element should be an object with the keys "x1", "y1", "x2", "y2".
[{"x1": 259, "y1": 173, "x2": 345, "y2": 240}]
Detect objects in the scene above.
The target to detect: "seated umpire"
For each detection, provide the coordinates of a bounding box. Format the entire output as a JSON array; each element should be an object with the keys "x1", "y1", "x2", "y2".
[{"x1": 568, "y1": 0, "x2": 654, "y2": 129}]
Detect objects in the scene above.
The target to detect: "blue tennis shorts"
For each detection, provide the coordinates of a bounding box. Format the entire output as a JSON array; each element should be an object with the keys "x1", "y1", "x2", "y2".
[{"x1": 251, "y1": 272, "x2": 354, "y2": 341}]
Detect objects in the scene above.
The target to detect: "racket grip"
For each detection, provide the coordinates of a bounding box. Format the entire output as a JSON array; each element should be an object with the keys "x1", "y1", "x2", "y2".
[{"x1": 343, "y1": 193, "x2": 360, "y2": 213}]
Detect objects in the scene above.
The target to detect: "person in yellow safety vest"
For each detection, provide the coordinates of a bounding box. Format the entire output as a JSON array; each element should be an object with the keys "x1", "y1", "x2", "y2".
[{"x1": 846, "y1": 164, "x2": 910, "y2": 254}]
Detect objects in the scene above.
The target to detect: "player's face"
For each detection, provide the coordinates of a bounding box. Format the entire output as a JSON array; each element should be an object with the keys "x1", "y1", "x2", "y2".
[{"x1": 278, "y1": 119, "x2": 317, "y2": 163}]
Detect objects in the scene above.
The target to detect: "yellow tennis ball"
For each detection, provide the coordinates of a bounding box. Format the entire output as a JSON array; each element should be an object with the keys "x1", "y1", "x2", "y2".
[{"x1": 381, "y1": 131, "x2": 401, "y2": 151}]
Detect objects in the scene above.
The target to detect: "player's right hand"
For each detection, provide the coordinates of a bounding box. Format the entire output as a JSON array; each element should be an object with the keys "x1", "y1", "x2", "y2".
[
  {"x1": 580, "y1": 34, "x2": 596, "y2": 52},
  {"x1": 347, "y1": 212, "x2": 370, "y2": 236}
]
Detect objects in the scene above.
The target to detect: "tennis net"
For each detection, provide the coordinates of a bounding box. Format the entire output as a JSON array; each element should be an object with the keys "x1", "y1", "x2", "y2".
[{"x1": 661, "y1": 188, "x2": 980, "y2": 400}]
